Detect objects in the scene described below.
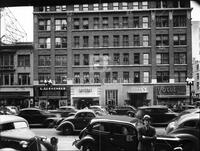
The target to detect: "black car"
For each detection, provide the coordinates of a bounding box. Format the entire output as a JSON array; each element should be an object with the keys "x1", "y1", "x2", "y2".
[
  {"x1": 18, "y1": 108, "x2": 60, "y2": 128},
  {"x1": 135, "y1": 105, "x2": 178, "y2": 126},
  {"x1": 55, "y1": 109, "x2": 97, "y2": 135},
  {"x1": 109, "y1": 105, "x2": 136, "y2": 117},
  {"x1": 73, "y1": 117, "x2": 185, "y2": 151}
]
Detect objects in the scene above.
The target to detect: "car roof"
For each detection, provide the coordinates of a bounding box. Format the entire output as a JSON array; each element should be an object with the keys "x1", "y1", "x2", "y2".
[
  {"x1": 0, "y1": 115, "x2": 27, "y2": 124},
  {"x1": 138, "y1": 105, "x2": 168, "y2": 109},
  {"x1": 76, "y1": 109, "x2": 95, "y2": 114},
  {"x1": 177, "y1": 113, "x2": 200, "y2": 125},
  {"x1": 59, "y1": 106, "x2": 75, "y2": 109},
  {"x1": 20, "y1": 107, "x2": 41, "y2": 111}
]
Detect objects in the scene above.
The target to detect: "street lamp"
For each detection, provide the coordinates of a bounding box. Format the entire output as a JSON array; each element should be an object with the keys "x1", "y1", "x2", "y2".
[
  {"x1": 186, "y1": 77, "x2": 194, "y2": 105},
  {"x1": 44, "y1": 79, "x2": 53, "y2": 109}
]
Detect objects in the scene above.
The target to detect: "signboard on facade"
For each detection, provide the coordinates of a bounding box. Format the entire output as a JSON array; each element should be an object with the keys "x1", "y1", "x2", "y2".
[
  {"x1": 156, "y1": 85, "x2": 186, "y2": 95},
  {"x1": 71, "y1": 86, "x2": 100, "y2": 97}
]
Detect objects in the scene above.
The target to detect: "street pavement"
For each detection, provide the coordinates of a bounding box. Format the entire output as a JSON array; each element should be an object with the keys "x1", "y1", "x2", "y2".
[{"x1": 32, "y1": 127, "x2": 166, "y2": 151}]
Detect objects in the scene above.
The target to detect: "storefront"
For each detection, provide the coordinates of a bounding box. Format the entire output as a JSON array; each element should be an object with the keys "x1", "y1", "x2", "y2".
[
  {"x1": 123, "y1": 85, "x2": 154, "y2": 107},
  {"x1": 34, "y1": 86, "x2": 70, "y2": 109},
  {"x1": 155, "y1": 85, "x2": 188, "y2": 107},
  {"x1": 71, "y1": 86, "x2": 101, "y2": 109}
]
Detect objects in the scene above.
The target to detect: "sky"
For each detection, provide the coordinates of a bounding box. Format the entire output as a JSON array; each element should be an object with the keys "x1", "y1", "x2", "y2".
[{"x1": 3, "y1": 1, "x2": 200, "y2": 60}]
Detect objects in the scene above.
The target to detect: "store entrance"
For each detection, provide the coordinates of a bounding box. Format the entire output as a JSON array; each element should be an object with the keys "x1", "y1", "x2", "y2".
[
  {"x1": 129, "y1": 93, "x2": 147, "y2": 107},
  {"x1": 75, "y1": 98, "x2": 99, "y2": 109},
  {"x1": 47, "y1": 99, "x2": 59, "y2": 110}
]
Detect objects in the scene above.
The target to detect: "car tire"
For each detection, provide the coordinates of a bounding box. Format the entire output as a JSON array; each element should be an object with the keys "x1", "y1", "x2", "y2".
[
  {"x1": 81, "y1": 143, "x2": 95, "y2": 151},
  {"x1": 62, "y1": 125, "x2": 73, "y2": 135}
]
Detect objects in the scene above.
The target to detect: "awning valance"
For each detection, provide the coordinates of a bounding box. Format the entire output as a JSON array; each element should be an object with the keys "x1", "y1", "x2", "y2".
[{"x1": 157, "y1": 95, "x2": 189, "y2": 99}]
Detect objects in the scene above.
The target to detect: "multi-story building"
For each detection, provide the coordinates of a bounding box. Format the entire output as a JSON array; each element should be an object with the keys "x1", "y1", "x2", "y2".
[
  {"x1": 0, "y1": 42, "x2": 34, "y2": 108},
  {"x1": 33, "y1": 0, "x2": 192, "y2": 109},
  {"x1": 193, "y1": 59, "x2": 200, "y2": 101}
]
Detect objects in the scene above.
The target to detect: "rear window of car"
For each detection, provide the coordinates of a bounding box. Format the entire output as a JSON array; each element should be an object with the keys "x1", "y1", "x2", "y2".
[{"x1": 0, "y1": 121, "x2": 28, "y2": 132}]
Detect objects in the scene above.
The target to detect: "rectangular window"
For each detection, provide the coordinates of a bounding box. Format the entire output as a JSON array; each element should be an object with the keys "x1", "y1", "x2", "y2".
[
  {"x1": 38, "y1": 73, "x2": 51, "y2": 84},
  {"x1": 174, "y1": 71, "x2": 187, "y2": 82},
  {"x1": 156, "y1": 16, "x2": 169, "y2": 27},
  {"x1": 74, "y1": 72, "x2": 80, "y2": 83},
  {"x1": 94, "y1": 72, "x2": 100, "y2": 83},
  {"x1": 114, "y1": 53, "x2": 120, "y2": 65},
  {"x1": 157, "y1": 71, "x2": 169, "y2": 83},
  {"x1": 74, "y1": 36, "x2": 80, "y2": 48},
  {"x1": 142, "y1": 16, "x2": 149, "y2": 28},
  {"x1": 74, "y1": 5, "x2": 79, "y2": 11},
  {"x1": 133, "y1": 35, "x2": 140, "y2": 46},
  {"x1": 133, "y1": 17, "x2": 139, "y2": 28},
  {"x1": 83, "y1": 72, "x2": 90, "y2": 83},
  {"x1": 123, "y1": 72, "x2": 129, "y2": 83},
  {"x1": 38, "y1": 55, "x2": 51, "y2": 66},
  {"x1": 143, "y1": 54, "x2": 149, "y2": 65},
  {"x1": 74, "y1": 54, "x2": 80, "y2": 65},
  {"x1": 93, "y1": 3, "x2": 99, "y2": 10},
  {"x1": 18, "y1": 73, "x2": 30, "y2": 85},
  {"x1": 123, "y1": 53, "x2": 129, "y2": 65},
  {"x1": 83, "y1": 54, "x2": 89, "y2": 65},
  {"x1": 103, "y1": 54, "x2": 109, "y2": 65},
  {"x1": 18, "y1": 55, "x2": 30, "y2": 67},
  {"x1": 142, "y1": 1, "x2": 148, "y2": 9},
  {"x1": 113, "y1": 17, "x2": 119, "y2": 28},
  {"x1": 134, "y1": 72, "x2": 140, "y2": 83},
  {"x1": 105, "y1": 72, "x2": 111, "y2": 83},
  {"x1": 197, "y1": 73, "x2": 199, "y2": 80},
  {"x1": 122, "y1": 2, "x2": 128, "y2": 10},
  {"x1": 0, "y1": 73, "x2": 13, "y2": 85},
  {"x1": 133, "y1": 2, "x2": 139, "y2": 9},
  {"x1": 73, "y1": 18, "x2": 80, "y2": 29},
  {"x1": 134, "y1": 53, "x2": 140, "y2": 64},
  {"x1": 93, "y1": 17, "x2": 100, "y2": 29},
  {"x1": 38, "y1": 37, "x2": 51, "y2": 48},
  {"x1": 102, "y1": 17, "x2": 109, "y2": 28},
  {"x1": 123, "y1": 35, "x2": 129, "y2": 46},
  {"x1": 83, "y1": 36, "x2": 89, "y2": 47},
  {"x1": 83, "y1": 18, "x2": 89, "y2": 29},
  {"x1": 113, "y1": 35, "x2": 120, "y2": 47},
  {"x1": 38, "y1": 19, "x2": 51, "y2": 31},
  {"x1": 83, "y1": 4, "x2": 89, "y2": 11},
  {"x1": 93, "y1": 54, "x2": 100, "y2": 65},
  {"x1": 156, "y1": 53, "x2": 169, "y2": 64},
  {"x1": 94, "y1": 36, "x2": 100, "y2": 47},
  {"x1": 55, "y1": 19, "x2": 67, "y2": 30},
  {"x1": 156, "y1": 34, "x2": 169, "y2": 46},
  {"x1": 122, "y1": 17, "x2": 128, "y2": 28},
  {"x1": 55, "y1": 73, "x2": 67, "y2": 84},
  {"x1": 143, "y1": 71, "x2": 149, "y2": 83},
  {"x1": 112, "y1": 72, "x2": 118, "y2": 83},
  {"x1": 113, "y1": 2, "x2": 119, "y2": 10},
  {"x1": 105, "y1": 90, "x2": 118, "y2": 106},
  {"x1": 173, "y1": 15, "x2": 187, "y2": 27},
  {"x1": 103, "y1": 35, "x2": 109, "y2": 47},
  {"x1": 102, "y1": 3, "x2": 108, "y2": 10},
  {"x1": 174, "y1": 53, "x2": 186, "y2": 64},
  {"x1": 143, "y1": 35, "x2": 149, "y2": 46},
  {"x1": 55, "y1": 55, "x2": 67, "y2": 66},
  {"x1": 173, "y1": 34, "x2": 186, "y2": 45},
  {"x1": 197, "y1": 82, "x2": 200, "y2": 90},
  {"x1": 0, "y1": 54, "x2": 14, "y2": 67},
  {"x1": 55, "y1": 37, "x2": 67, "y2": 48}
]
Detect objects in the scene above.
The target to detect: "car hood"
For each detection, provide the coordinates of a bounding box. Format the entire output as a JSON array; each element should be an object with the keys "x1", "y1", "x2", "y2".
[{"x1": 0, "y1": 128, "x2": 35, "y2": 140}]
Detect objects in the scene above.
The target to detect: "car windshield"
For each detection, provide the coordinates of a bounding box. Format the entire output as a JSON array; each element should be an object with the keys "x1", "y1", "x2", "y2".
[{"x1": 0, "y1": 121, "x2": 28, "y2": 132}]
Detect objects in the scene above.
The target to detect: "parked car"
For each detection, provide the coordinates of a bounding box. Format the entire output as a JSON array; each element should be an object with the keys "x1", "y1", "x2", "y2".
[
  {"x1": 18, "y1": 108, "x2": 60, "y2": 128},
  {"x1": 55, "y1": 109, "x2": 96, "y2": 135},
  {"x1": 49, "y1": 106, "x2": 77, "y2": 118},
  {"x1": 89, "y1": 105, "x2": 108, "y2": 115},
  {"x1": 0, "y1": 115, "x2": 57, "y2": 151},
  {"x1": 73, "y1": 117, "x2": 186, "y2": 151},
  {"x1": 135, "y1": 105, "x2": 178, "y2": 127},
  {"x1": 172, "y1": 104, "x2": 196, "y2": 113},
  {"x1": 109, "y1": 105, "x2": 136, "y2": 117},
  {"x1": 5, "y1": 106, "x2": 19, "y2": 115}
]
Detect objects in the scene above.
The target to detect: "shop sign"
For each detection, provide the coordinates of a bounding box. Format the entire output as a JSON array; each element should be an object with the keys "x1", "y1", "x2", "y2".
[
  {"x1": 128, "y1": 87, "x2": 148, "y2": 93},
  {"x1": 40, "y1": 87, "x2": 66, "y2": 90},
  {"x1": 72, "y1": 87, "x2": 100, "y2": 97},
  {"x1": 156, "y1": 85, "x2": 186, "y2": 95}
]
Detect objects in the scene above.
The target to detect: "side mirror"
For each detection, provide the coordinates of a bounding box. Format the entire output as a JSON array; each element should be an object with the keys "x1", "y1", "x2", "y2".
[{"x1": 173, "y1": 147, "x2": 183, "y2": 151}]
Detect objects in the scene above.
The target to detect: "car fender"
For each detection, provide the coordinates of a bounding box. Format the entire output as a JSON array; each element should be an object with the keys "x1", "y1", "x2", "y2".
[
  {"x1": 170, "y1": 133, "x2": 199, "y2": 151},
  {"x1": 74, "y1": 135, "x2": 95, "y2": 149},
  {"x1": 56, "y1": 121, "x2": 74, "y2": 131}
]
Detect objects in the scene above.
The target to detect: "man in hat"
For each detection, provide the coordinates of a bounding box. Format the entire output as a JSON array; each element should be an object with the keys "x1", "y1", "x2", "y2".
[{"x1": 137, "y1": 115, "x2": 156, "y2": 151}]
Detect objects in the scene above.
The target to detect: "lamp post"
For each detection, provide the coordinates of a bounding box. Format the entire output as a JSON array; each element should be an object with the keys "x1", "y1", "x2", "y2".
[
  {"x1": 44, "y1": 79, "x2": 53, "y2": 109},
  {"x1": 186, "y1": 77, "x2": 194, "y2": 105}
]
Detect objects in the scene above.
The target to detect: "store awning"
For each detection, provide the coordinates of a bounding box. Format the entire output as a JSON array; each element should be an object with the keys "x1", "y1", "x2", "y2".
[{"x1": 157, "y1": 95, "x2": 189, "y2": 99}]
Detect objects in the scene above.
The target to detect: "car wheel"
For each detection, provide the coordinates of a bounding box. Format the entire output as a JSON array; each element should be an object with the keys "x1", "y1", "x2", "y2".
[
  {"x1": 81, "y1": 143, "x2": 95, "y2": 151},
  {"x1": 62, "y1": 125, "x2": 73, "y2": 135}
]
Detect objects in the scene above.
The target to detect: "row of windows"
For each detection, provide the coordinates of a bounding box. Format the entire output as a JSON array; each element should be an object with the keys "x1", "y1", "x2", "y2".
[
  {"x1": 0, "y1": 55, "x2": 30, "y2": 67},
  {"x1": 37, "y1": 0, "x2": 188, "y2": 12},
  {"x1": 38, "y1": 55, "x2": 67, "y2": 66},
  {"x1": 0, "y1": 73, "x2": 30, "y2": 85},
  {"x1": 38, "y1": 70, "x2": 187, "y2": 85},
  {"x1": 38, "y1": 33, "x2": 187, "y2": 49},
  {"x1": 38, "y1": 15, "x2": 187, "y2": 32}
]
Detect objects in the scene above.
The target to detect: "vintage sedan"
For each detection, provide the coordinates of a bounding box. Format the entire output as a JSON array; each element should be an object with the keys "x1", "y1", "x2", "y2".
[
  {"x1": 0, "y1": 115, "x2": 57, "y2": 151},
  {"x1": 55, "y1": 109, "x2": 96, "y2": 135},
  {"x1": 73, "y1": 117, "x2": 185, "y2": 151}
]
